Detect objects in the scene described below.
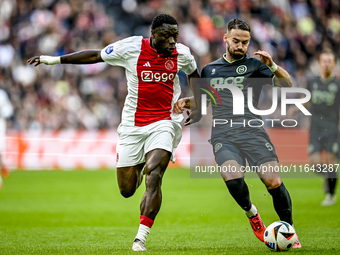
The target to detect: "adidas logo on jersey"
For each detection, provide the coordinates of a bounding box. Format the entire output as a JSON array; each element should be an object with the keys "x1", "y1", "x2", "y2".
[{"x1": 143, "y1": 62, "x2": 151, "y2": 67}]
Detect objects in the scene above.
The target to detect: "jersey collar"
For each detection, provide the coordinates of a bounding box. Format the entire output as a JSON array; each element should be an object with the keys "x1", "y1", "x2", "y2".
[
  {"x1": 320, "y1": 75, "x2": 335, "y2": 84},
  {"x1": 222, "y1": 53, "x2": 246, "y2": 63}
]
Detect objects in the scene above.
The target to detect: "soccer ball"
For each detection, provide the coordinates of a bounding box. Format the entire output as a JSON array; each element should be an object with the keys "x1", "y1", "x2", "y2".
[{"x1": 264, "y1": 221, "x2": 297, "y2": 252}]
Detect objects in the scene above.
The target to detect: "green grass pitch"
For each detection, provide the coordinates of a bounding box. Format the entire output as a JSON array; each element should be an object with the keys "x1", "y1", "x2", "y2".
[{"x1": 0, "y1": 169, "x2": 339, "y2": 254}]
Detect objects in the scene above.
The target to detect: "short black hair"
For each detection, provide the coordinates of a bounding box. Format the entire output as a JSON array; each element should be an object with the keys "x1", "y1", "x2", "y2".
[
  {"x1": 151, "y1": 14, "x2": 178, "y2": 30},
  {"x1": 227, "y1": 19, "x2": 251, "y2": 33}
]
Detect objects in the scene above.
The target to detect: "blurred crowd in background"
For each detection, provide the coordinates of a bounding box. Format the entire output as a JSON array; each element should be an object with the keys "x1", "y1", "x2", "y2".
[{"x1": 1, "y1": 0, "x2": 340, "y2": 130}]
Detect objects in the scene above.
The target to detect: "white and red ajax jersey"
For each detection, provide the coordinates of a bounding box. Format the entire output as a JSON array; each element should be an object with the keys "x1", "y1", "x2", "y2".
[{"x1": 101, "y1": 36, "x2": 197, "y2": 127}]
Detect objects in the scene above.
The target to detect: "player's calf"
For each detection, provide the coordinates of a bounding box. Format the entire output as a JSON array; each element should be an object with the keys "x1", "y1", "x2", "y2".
[
  {"x1": 225, "y1": 178, "x2": 266, "y2": 242},
  {"x1": 225, "y1": 177, "x2": 252, "y2": 211},
  {"x1": 132, "y1": 149, "x2": 171, "y2": 251},
  {"x1": 132, "y1": 172, "x2": 161, "y2": 251},
  {"x1": 141, "y1": 168, "x2": 164, "y2": 218},
  {"x1": 268, "y1": 182, "x2": 293, "y2": 225}
]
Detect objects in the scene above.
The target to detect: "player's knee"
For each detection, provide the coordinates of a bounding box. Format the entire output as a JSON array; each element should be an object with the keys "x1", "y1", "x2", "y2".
[
  {"x1": 147, "y1": 168, "x2": 163, "y2": 183},
  {"x1": 119, "y1": 186, "x2": 136, "y2": 198},
  {"x1": 145, "y1": 161, "x2": 165, "y2": 178},
  {"x1": 309, "y1": 153, "x2": 322, "y2": 166},
  {"x1": 145, "y1": 150, "x2": 170, "y2": 174},
  {"x1": 145, "y1": 161, "x2": 158, "y2": 173},
  {"x1": 265, "y1": 178, "x2": 282, "y2": 190},
  {"x1": 325, "y1": 153, "x2": 336, "y2": 164},
  {"x1": 309, "y1": 160, "x2": 319, "y2": 166}
]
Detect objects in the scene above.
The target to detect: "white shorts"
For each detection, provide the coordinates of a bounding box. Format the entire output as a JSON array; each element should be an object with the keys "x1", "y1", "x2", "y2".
[{"x1": 116, "y1": 120, "x2": 182, "y2": 168}]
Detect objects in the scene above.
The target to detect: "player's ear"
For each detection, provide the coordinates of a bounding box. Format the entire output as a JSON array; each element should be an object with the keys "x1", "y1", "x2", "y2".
[
  {"x1": 223, "y1": 33, "x2": 228, "y2": 43},
  {"x1": 151, "y1": 30, "x2": 155, "y2": 39}
]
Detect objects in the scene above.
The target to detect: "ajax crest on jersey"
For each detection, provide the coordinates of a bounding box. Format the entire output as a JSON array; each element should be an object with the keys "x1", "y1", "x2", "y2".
[
  {"x1": 165, "y1": 60, "x2": 174, "y2": 70},
  {"x1": 263, "y1": 221, "x2": 297, "y2": 252}
]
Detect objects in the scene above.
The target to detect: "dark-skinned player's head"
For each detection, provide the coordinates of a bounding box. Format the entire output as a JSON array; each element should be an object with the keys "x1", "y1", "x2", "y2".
[
  {"x1": 224, "y1": 19, "x2": 251, "y2": 60},
  {"x1": 151, "y1": 14, "x2": 178, "y2": 57},
  {"x1": 319, "y1": 49, "x2": 337, "y2": 77}
]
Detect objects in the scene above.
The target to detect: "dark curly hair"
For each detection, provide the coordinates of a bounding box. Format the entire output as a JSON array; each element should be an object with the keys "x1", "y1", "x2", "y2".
[
  {"x1": 151, "y1": 14, "x2": 178, "y2": 31},
  {"x1": 227, "y1": 19, "x2": 251, "y2": 33}
]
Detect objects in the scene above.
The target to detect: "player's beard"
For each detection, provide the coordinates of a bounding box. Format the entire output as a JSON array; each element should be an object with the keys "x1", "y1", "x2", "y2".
[
  {"x1": 322, "y1": 66, "x2": 333, "y2": 77},
  {"x1": 227, "y1": 43, "x2": 246, "y2": 60}
]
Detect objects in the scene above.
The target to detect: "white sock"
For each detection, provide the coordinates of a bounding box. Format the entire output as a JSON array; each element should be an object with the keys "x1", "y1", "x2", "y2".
[
  {"x1": 245, "y1": 204, "x2": 258, "y2": 218},
  {"x1": 135, "y1": 224, "x2": 151, "y2": 244}
]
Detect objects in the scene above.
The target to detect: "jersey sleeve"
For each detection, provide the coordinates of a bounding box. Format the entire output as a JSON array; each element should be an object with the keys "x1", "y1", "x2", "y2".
[
  {"x1": 258, "y1": 62, "x2": 274, "y2": 78},
  {"x1": 257, "y1": 61, "x2": 276, "y2": 86},
  {"x1": 101, "y1": 42, "x2": 125, "y2": 67},
  {"x1": 100, "y1": 36, "x2": 142, "y2": 67},
  {"x1": 176, "y1": 44, "x2": 197, "y2": 75}
]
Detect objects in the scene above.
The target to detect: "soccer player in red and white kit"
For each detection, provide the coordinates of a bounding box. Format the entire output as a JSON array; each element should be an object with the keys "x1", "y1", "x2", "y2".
[{"x1": 28, "y1": 14, "x2": 199, "y2": 251}]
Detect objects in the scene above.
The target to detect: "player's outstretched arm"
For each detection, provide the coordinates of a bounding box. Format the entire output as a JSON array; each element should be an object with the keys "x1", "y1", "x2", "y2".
[
  {"x1": 27, "y1": 50, "x2": 104, "y2": 66},
  {"x1": 254, "y1": 50, "x2": 292, "y2": 88}
]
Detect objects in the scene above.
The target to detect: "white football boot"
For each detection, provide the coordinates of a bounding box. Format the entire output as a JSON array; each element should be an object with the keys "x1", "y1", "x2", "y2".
[
  {"x1": 132, "y1": 239, "x2": 147, "y2": 251},
  {"x1": 321, "y1": 193, "x2": 337, "y2": 206}
]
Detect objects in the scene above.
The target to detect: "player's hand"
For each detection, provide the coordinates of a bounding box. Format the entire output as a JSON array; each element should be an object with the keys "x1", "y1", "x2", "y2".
[
  {"x1": 174, "y1": 98, "x2": 191, "y2": 114},
  {"x1": 174, "y1": 98, "x2": 186, "y2": 114},
  {"x1": 27, "y1": 56, "x2": 42, "y2": 66},
  {"x1": 254, "y1": 50, "x2": 274, "y2": 67},
  {"x1": 184, "y1": 108, "x2": 202, "y2": 126}
]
